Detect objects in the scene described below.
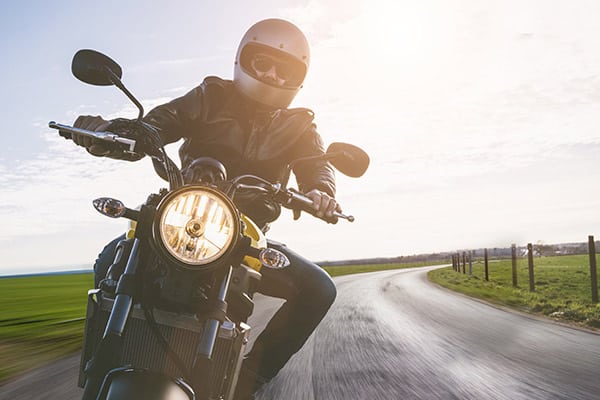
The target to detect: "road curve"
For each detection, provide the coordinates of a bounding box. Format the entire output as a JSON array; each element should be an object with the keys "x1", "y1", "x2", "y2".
[
  {"x1": 2, "y1": 266, "x2": 599, "y2": 400},
  {"x1": 260, "y1": 266, "x2": 600, "y2": 400}
]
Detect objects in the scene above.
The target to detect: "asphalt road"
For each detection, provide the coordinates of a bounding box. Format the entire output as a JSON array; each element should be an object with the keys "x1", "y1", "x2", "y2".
[{"x1": 2, "y1": 266, "x2": 599, "y2": 400}]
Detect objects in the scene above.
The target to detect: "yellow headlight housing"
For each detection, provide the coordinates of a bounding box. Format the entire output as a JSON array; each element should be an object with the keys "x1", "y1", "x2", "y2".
[{"x1": 154, "y1": 186, "x2": 239, "y2": 268}]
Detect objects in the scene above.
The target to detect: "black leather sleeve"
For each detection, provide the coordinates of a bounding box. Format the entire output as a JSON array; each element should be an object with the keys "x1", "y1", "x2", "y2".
[
  {"x1": 292, "y1": 123, "x2": 336, "y2": 197},
  {"x1": 142, "y1": 85, "x2": 205, "y2": 145}
]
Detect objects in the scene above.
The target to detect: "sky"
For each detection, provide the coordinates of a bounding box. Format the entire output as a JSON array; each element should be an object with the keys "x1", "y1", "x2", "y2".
[{"x1": 2, "y1": 0, "x2": 600, "y2": 275}]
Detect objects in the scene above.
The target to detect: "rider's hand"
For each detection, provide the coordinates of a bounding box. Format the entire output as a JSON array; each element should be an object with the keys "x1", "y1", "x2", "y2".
[
  {"x1": 73, "y1": 115, "x2": 111, "y2": 156},
  {"x1": 299, "y1": 189, "x2": 341, "y2": 222}
]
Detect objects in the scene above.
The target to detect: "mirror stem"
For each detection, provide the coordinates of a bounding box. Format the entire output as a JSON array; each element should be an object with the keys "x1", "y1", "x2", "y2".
[
  {"x1": 104, "y1": 67, "x2": 145, "y2": 121},
  {"x1": 281, "y1": 166, "x2": 292, "y2": 188}
]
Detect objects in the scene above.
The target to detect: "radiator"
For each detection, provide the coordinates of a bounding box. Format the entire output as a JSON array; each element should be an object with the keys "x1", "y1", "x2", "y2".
[{"x1": 79, "y1": 290, "x2": 248, "y2": 399}]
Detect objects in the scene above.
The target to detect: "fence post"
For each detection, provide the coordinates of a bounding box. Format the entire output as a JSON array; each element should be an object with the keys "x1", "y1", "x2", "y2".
[
  {"x1": 462, "y1": 252, "x2": 466, "y2": 274},
  {"x1": 589, "y1": 235, "x2": 598, "y2": 303},
  {"x1": 527, "y1": 243, "x2": 535, "y2": 292},
  {"x1": 484, "y1": 248, "x2": 489, "y2": 281},
  {"x1": 511, "y1": 244, "x2": 518, "y2": 287},
  {"x1": 452, "y1": 254, "x2": 456, "y2": 272},
  {"x1": 468, "y1": 251, "x2": 473, "y2": 276}
]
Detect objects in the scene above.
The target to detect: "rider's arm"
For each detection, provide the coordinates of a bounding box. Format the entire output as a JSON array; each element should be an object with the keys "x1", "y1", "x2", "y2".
[
  {"x1": 292, "y1": 124, "x2": 340, "y2": 219},
  {"x1": 143, "y1": 84, "x2": 206, "y2": 145},
  {"x1": 292, "y1": 123, "x2": 336, "y2": 197},
  {"x1": 72, "y1": 82, "x2": 207, "y2": 158}
]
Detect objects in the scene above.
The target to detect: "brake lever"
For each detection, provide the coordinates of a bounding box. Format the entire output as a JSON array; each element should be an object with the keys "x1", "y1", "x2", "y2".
[{"x1": 48, "y1": 121, "x2": 137, "y2": 153}]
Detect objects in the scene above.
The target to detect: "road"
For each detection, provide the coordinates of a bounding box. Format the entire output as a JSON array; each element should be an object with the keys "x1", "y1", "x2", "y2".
[{"x1": 2, "y1": 266, "x2": 599, "y2": 400}]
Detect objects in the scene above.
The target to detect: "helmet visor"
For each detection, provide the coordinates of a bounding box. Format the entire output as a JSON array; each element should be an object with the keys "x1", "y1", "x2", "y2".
[{"x1": 241, "y1": 44, "x2": 307, "y2": 88}]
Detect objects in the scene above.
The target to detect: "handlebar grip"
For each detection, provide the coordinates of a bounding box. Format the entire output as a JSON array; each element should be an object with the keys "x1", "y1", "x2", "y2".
[
  {"x1": 57, "y1": 130, "x2": 72, "y2": 140},
  {"x1": 49, "y1": 122, "x2": 76, "y2": 141},
  {"x1": 282, "y1": 189, "x2": 354, "y2": 223}
]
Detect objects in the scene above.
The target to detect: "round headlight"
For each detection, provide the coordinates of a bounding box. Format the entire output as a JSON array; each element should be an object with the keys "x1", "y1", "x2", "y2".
[{"x1": 154, "y1": 186, "x2": 239, "y2": 268}]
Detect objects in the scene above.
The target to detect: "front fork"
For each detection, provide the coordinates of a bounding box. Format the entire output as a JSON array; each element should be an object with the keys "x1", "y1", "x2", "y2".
[
  {"x1": 81, "y1": 237, "x2": 235, "y2": 400},
  {"x1": 81, "y1": 238, "x2": 142, "y2": 400},
  {"x1": 191, "y1": 267, "x2": 233, "y2": 397}
]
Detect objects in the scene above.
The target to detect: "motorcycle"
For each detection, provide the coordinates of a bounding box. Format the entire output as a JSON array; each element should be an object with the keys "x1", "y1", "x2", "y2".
[{"x1": 49, "y1": 49, "x2": 369, "y2": 400}]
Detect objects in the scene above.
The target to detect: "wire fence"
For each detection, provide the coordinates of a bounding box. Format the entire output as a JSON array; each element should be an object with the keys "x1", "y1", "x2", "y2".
[{"x1": 451, "y1": 235, "x2": 599, "y2": 304}]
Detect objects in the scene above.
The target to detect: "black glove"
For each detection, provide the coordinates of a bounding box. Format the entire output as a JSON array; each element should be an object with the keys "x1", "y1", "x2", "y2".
[
  {"x1": 72, "y1": 116, "x2": 144, "y2": 161},
  {"x1": 293, "y1": 209, "x2": 302, "y2": 220},
  {"x1": 72, "y1": 115, "x2": 111, "y2": 156}
]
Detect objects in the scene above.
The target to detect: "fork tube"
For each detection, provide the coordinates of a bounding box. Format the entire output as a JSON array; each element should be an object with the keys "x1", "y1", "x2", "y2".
[
  {"x1": 197, "y1": 266, "x2": 232, "y2": 358},
  {"x1": 104, "y1": 238, "x2": 141, "y2": 336},
  {"x1": 81, "y1": 238, "x2": 141, "y2": 400}
]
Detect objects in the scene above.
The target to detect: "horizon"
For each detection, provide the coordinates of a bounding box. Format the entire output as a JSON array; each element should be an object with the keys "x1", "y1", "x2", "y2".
[{"x1": 3, "y1": 237, "x2": 596, "y2": 278}]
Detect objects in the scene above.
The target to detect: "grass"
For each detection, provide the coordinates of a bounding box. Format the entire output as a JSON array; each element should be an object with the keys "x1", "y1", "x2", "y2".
[
  {"x1": 428, "y1": 255, "x2": 600, "y2": 330},
  {"x1": 0, "y1": 273, "x2": 93, "y2": 383}
]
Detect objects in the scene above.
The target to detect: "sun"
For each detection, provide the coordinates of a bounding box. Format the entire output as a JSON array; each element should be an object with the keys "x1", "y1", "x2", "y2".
[{"x1": 339, "y1": 2, "x2": 445, "y2": 79}]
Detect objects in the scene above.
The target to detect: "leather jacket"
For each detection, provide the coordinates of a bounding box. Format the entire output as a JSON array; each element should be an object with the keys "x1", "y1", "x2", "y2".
[{"x1": 143, "y1": 76, "x2": 336, "y2": 228}]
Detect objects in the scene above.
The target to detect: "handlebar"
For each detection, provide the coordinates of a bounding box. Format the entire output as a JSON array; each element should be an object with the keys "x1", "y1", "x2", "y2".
[
  {"x1": 48, "y1": 121, "x2": 139, "y2": 155},
  {"x1": 50, "y1": 121, "x2": 356, "y2": 224}
]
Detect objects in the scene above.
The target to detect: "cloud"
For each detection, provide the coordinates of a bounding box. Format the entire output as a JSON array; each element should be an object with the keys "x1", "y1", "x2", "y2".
[
  {"x1": 0, "y1": 125, "x2": 167, "y2": 241},
  {"x1": 104, "y1": 96, "x2": 177, "y2": 120}
]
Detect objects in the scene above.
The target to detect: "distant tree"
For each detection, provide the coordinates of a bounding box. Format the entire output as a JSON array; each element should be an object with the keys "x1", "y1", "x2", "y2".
[{"x1": 534, "y1": 240, "x2": 554, "y2": 257}]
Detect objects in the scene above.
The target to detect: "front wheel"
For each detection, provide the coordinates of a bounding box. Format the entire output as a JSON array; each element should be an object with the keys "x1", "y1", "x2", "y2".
[{"x1": 99, "y1": 369, "x2": 194, "y2": 400}]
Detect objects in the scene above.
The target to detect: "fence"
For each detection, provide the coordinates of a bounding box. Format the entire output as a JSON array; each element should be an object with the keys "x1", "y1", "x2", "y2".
[{"x1": 451, "y1": 235, "x2": 599, "y2": 304}]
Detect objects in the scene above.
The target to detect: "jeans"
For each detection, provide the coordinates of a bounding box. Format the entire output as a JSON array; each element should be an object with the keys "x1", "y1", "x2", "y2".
[{"x1": 93, "y1": 235, "x2": 337, "y2": 397}]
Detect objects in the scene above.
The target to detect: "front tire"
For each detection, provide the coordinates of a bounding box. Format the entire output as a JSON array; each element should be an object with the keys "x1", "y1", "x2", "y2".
[{"x1": 101, "y1": 369, "x2": 193, "y2": 400}]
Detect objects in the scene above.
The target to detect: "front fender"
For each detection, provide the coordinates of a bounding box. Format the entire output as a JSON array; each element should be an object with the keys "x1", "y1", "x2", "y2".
[
  {"x1": 241, "y1": 213, "x2": 267, "y2": 271},
  {"x1": 99, "y1": 368, "x2": 194, "y2": 400}
]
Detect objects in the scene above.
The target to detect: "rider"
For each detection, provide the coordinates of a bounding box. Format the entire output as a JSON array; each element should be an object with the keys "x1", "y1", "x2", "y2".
[{"x1": 74, "y1": 18, "x2": 340, "y2": 399}]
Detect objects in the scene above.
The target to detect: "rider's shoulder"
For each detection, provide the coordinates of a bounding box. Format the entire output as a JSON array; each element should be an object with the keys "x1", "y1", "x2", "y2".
[
  {"x1": 195, "y1": 76, "x2": 236, "y2": 104},
  {"x1": 273, "y1": 107, "x2": 315, "y2": 127},
  {"x1": 284, "y1": 107, "x2": 314, "y2": 118},
  {"x1": 201, "y1": 76, "x2": 234, "y2": 91}
]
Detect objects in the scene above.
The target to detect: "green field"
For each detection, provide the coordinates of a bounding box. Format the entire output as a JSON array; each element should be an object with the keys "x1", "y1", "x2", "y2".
[
  {"x1": 0, "y1": 273, "x2": 93, "y2": 383},
  {"x1": 428, "y1": 254, "x2": 600, "y2": 329}
]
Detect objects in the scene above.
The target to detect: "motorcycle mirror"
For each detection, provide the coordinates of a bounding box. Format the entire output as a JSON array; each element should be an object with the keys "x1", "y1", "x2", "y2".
[
  {"x1": 326, "y1": 142, "x2": 370, "y2": 178},
  {"x1": 71, "y1": 49, "x2": 145, "y2": 122},
  {"x1": 71, "y1": 49, "x2": 123, "y2": 86}
]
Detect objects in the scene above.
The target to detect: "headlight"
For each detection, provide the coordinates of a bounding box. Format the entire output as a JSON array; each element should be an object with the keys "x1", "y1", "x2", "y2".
[{"x1": 154, "y1": 186, "x2": 239, "y2": 268}]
